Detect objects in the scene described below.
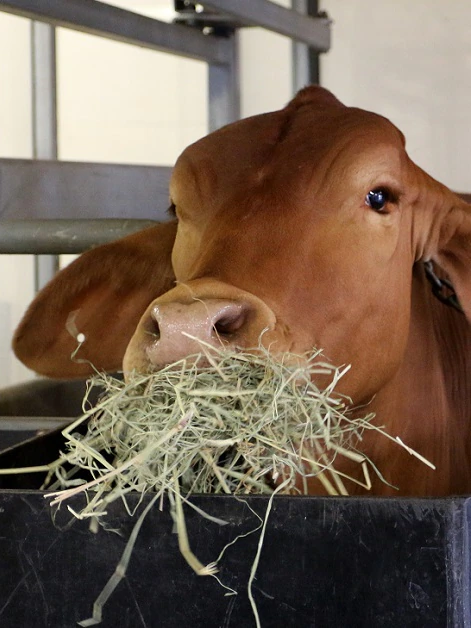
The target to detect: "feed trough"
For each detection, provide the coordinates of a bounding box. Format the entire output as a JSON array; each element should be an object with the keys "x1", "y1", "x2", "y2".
[
  {"x1": 0, "y1": 366, "x2": 468, "y2": 627},
  {"x1": 0, "y1": 484, "x2": 466, "y2": 627}
]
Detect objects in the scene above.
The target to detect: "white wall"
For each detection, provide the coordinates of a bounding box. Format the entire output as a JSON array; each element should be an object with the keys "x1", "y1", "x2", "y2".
[
  {"x1": 57, "y1": 27, "x2": 208, "y2": 166},
  {"x1": 1, "y1": 1, "x2": 471, "y2": 387},
  {"x1": 239, "y1": 0, "x2": 293, "y2": 118},
  {"x1": 320, "y1": 0, "x2": 471, "y2": 192}
]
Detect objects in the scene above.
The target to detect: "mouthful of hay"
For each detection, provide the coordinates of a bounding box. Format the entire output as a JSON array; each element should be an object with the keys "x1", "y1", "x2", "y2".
[
  {"x1": 43, "y1": 345, "x2": 431, "y2": 510},
  {"x1": 47, "y1": 350, "x2": 362, "y2": 500}
]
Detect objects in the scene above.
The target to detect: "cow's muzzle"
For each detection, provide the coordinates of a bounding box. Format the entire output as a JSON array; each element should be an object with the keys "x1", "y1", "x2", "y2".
[{"x1": 123, "y1": 279, "x2": 278, "y2": 375}]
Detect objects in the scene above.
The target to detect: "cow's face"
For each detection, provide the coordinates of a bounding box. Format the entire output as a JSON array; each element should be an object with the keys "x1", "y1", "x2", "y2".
[
  {"x1": 123, "y1": 88, "x2": 430, "y2": 403},
  {"x1": 13, "y1": 87, "x2": 471, "y2": 410}
]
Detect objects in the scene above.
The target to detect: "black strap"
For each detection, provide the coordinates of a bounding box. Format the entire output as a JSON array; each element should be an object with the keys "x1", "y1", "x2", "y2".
[{"x1": 423, "y1": 261, "x2": 463, "y2": 314}]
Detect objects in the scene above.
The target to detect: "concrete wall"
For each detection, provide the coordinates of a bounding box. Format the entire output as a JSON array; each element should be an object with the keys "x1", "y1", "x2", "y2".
[{"x1": 320, "y1": 0, "x2": 471, "y2": 192}]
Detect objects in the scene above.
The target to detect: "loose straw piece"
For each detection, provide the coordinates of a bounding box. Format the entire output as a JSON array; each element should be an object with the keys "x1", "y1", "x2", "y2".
[
  {"x1": 395, "y1": 436, "x2": 436, "y2": 470},
  {"x1": 247, "y1": 478, "x2": 291, "y2": 628},
  {"x1": 173, "y1": 473, "x2": 218, "y2": 576},
  {"x1": 78, "y1": 493, "x2": 160, "y2": 627}
]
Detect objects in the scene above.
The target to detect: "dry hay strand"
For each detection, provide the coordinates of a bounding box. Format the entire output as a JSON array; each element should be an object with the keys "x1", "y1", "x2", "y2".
[{"x1": 1, "y1": 343, "x2": 433, "y2": 626}]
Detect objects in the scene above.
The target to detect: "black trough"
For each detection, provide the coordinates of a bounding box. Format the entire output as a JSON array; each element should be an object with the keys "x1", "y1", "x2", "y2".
[{"x1": 0, "y1": 380, "x2": 468, "y2": 627}]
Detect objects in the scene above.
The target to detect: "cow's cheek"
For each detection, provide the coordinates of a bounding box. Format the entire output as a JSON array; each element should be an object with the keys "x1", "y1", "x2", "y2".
[
  {"x1": 281, "y1": 283, "x2": 412, "y2": 405},
  {"x1": 171, "y1": 225, "x2": 203, "y2": 282},
  {"x1": 336, "y1": 305, "x2": 411, "y2": 404}
]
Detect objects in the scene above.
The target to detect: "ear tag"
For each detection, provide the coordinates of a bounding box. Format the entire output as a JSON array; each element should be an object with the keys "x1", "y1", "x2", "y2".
[
  {"x1": 66, "y1": 310, "x2": 87, "y2": 345},
  {"x1": 65, "y1": 310, "x2": 91, "y2": 367}
]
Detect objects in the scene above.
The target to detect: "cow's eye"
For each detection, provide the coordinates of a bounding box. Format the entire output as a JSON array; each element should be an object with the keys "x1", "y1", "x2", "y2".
[
  {"x1": 365, "y1": 189, "x2": 389, "y2": 213},
  {"x1": 167, "y1": 202, "x2": 177, "y2": 218}
]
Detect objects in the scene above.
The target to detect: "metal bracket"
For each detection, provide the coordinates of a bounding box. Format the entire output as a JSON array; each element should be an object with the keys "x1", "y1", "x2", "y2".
[
  {"x1": 174, "y1": 1, "x2": 240, "y2": 37},
  {"x1": 174, "y1": 1, "x2": 331, "y2": 51}
]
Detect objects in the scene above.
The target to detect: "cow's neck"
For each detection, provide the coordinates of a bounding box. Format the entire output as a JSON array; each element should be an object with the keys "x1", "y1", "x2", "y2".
[{"x1": 348, "y1": 265, "x2": 471, "y2": 496}]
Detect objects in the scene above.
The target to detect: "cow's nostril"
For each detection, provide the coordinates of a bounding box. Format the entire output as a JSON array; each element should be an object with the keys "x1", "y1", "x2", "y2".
[
  {"x1": 145, "y1": 313, "x2": 161, "y2": 340},
  {"x1": 213, "y1": 309, "x2": 246, "y2": 337}
]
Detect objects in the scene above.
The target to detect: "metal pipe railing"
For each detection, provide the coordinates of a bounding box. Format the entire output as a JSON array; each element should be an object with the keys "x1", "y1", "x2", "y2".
[{"x1": 0, "y1": 219, "x2": 158, "y2": 254}]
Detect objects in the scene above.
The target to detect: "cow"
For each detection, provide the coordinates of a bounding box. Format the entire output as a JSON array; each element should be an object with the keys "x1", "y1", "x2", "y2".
[{"x1": 12, "y1": 86, "x2": 471, "y2": 497}]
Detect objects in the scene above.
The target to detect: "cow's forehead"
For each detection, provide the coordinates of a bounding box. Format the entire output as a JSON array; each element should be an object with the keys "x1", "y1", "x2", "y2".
[{"x1": 172, "y1": 89, "x2": 406, "y2": 201}]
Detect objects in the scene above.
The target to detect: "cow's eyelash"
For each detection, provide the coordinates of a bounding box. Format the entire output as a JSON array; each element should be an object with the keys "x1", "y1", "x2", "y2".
[{"x1": 371, "y1": 185, "x2": 401, "y2": 204}]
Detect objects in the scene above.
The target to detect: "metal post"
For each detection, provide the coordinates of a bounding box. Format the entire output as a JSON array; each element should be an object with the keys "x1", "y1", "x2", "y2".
[
  {"x1": 292, "y1": 0, "x2": 310, "y2": 93},
  {"x1": 307, "y1": 0, "x2": 321, "y2": 85},
  {"x1": 208, "y1": 33, "x2": 240, "y2": 131},
  {"x1": 31, "y1": 20, "x2": 59, "y2": 290}
]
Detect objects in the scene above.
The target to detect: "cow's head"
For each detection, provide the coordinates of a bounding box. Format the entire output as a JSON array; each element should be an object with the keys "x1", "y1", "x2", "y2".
[{"x1": 13, "y1": 87, "x2": 471, "y2": 408}]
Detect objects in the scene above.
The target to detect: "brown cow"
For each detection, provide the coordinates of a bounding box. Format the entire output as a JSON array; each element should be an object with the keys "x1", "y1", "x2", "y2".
[{"x1": 13, "y1": 87, "x2": 471, "y2": 497}]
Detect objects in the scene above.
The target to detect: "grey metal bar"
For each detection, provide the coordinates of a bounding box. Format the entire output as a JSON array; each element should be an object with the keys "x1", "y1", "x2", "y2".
[
  {"x1": 307, "y1": 0, "x2": 321, "y2": 84},
  {"x1": 34, "y1": 255, "x2": 58, "y2": 288},
  {"x1": 31, "y1": 21, "x2": 57, "y2": 161},
  {"x1": 0, "y1": 417, "x2": 68, "y2": 430},
  {"x1": 291, "y1": 0, "x2": 310, "y2": 93},
  {"x1": 31, "y1": 20, "x2": 60, "y2": 290},
  {"x1": 0, "y1": 159, "x2": 172, "y2": 221},
  {"x1": 202, "y1": 0, "x2": 331, "y2": 51},
  {"x1": 0, "y1": 0, "x2": 231, "y2": 64},
  {"x1": 208, "y1": 33, "x2": 240, "y2": 131},
  {"x1": 0, "y1": 219, "x2": 158, "y2": 254}
]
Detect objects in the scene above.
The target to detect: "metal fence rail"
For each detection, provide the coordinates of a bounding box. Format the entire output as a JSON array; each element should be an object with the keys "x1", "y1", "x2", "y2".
[
  {"x1": 0, "y1": 0, "x2": 331, "y2": 134},
  {"x1": 0, "y1": 219, "x2": 158, "y2": 254},
  {"x1": 0, "y1": 159, "x2": 172, "y2": 221},
  {"x1": 0, "y1": 0, "x2": 231, "y2": 63},
  {"x1": 0, "y1": 0, "x2": 330, "y2": 55},
  {"x1": 203, "y1": 0, "x2": 330, "y2": 50}
]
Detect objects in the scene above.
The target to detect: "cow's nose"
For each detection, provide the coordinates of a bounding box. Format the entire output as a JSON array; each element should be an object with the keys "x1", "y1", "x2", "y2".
[
  {"x1": 123, "y1": 279, "x2": 279, "y2": 376},
  {"x1": 145, "y1": 299, "x2": 249, "y2": 369}
]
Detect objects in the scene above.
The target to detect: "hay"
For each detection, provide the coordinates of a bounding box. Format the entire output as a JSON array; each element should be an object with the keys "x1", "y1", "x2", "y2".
[
  {"x1": 39, "y1": 342, "x2": 433, "y2": 529},
  {"x1": 44, "y1": 346, "x2": 385, "y2": 508}
]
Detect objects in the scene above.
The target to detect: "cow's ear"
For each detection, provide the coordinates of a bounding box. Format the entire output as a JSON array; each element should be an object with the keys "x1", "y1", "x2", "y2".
[
  {"x1": 13, "y1": 221, "x2": 177, "y2": 378},
  {"x1": 430, "y1": 195, "x2": 471, "y2": 321}
]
